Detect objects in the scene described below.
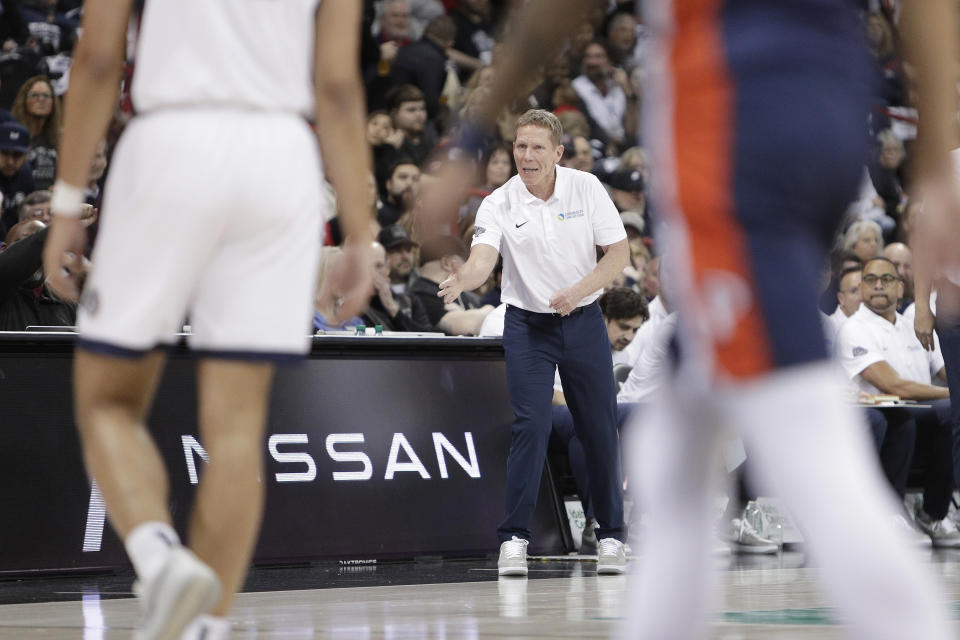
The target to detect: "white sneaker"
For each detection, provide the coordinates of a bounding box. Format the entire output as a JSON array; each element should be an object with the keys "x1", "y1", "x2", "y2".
[
  {"x1": 132, "y1": 547, "x2": 221, "y2": 640},
  {"x1": 891, "y1": 514, "x2": 932, "y2": 548},
  {"x1": 597, "y1": 538, "x2": 627, "y2": 575},
  {"x1": 498, "y1": 537, "x2": 529, "y2": 577},
  {"x1": 915, "y1": 509, "x2": 960, "y2": 548},
  {"x1": 727, "y1": 517, "x2": 778, "y2": 554}
]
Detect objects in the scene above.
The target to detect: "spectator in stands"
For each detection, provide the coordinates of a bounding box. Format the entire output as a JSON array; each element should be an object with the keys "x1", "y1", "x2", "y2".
[
  {"x1": 825, "y1": 266, "x2": 862, "y2": 338},
  {"x1": 20, "y1": 0, "x2": 75, "y2": 55},
  {"x1": 867, "y1": 129, "x2": 905, "y2": 230},
  {"x1": 530, "y1": 52, "x2": 571, "y2": 112},
  {"x1": 819, "y1": 248, "x2": 863, "y2": 313},
  {"x1": 407, "y1": 0, "x2": 445, "y2": 40},
  {"x1": 836, "y1": 256, "x2": 959, "y2": 547},
  {"x1": 883, "y1": 241, "x2": 914, "y2": 311},
  {"x1": 375, "y1": 0, "x2": 413, "y2": 47},
  {"x1": 640, "y1": 254, "x2": 660, "y2": 301},
  {"x1": 843, "y1": 218, "x2": 884, "y2": 263},
  {"x1": 409, "y1": 234, "x2": 491, "y2": 334},
  {"x1": 390, "y1": 14, "x2": 457, "y2": 121},
  {"x1": 459, "y1": 142, "x2": 514, "y2": 223},
  {"x1": 377, "y1": 158, "x2": 420, "y2": 227},
  {"x1": 864, "y1": 11, "x2": 907, "y2": 107},
  {"x1": 449, "y1": 0, "x2": 495, "y2": 74},
  {"x1": 0, "y1": 121, "x2": 35, "y2": 238},
  {"x1": 571, "y1": 40, "x2": 637, "y2": 152},
  {"x1": 314, "y1": 247, "x2": 363, "y2": 333},
  {"x1": 86, "y1": 139, "x2": 108, "y2": 205},
  {"x1": 384, "y1": 84, "x2": 436, "y2": 168},
  {"x1": 605, "y1": 11, "x2": 638, "y2": 73},
  {"x1": 377, "y1": 224, "x2": 419, "y2": 295},
  {"x1": 11, "y1": 75, "x2": 59, "y2": 189},
  {"x1": 0, "y1": 220, "x2": 75, "y2": 330},
  {"x1": 362, "y1": 241, "x2": 433, "y2": 332},
  {"x1": 18, "y1": 188, "x2": 49, "y2": 223},
  {"x1": 558, "y1": 134, "x2": 595, "y2": 173}
]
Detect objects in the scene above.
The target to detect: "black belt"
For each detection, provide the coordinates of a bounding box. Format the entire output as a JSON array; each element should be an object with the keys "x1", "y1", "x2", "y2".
[{"x1": 508, "y1": 303, "x2": 589, "y2": 318}]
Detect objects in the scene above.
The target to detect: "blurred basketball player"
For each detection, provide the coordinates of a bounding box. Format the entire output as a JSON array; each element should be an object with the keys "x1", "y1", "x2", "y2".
[
  {"x1": 461, "y1": 0, "x2": 959, "y2": 638},
  {"x1": 43, "y1": 1, "x2": 373, "y2": 639}
]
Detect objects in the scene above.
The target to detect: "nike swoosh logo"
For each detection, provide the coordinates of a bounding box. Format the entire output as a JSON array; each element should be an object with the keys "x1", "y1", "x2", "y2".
[{"x1": 515, "y1": 221, "x2": 528, "y2": 228}]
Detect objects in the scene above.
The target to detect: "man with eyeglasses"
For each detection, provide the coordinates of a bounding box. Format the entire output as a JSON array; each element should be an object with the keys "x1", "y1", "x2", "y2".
[
  {"x1": 836, "y1": 256, "x2": 958, "y2": 546},
  {"x1": 0, "y1": 121, "x2": 36, "y2": 238}
]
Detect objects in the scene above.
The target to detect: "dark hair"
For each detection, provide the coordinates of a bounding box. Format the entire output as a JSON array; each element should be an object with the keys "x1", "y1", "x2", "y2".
[
  {"x1": 386, "y1": 84, "x2": 426, "y2": 112},
  {"x1": 387, "y1": 157, "x2": 419, "y2": 179},
  {"x1": 830, "y1": 248, "x2": 862, "y2": 276},
  {"x1": 424, "y1": 14, "x2": 456, "y2": 44},
  {"x1": 838, "y1": 266, "x2": 862, "y2": 286},
  {"x1": 584, "y1": 38, "x2": 614, "y2": 60},
  {"x1": 598, "y1": 287, "x2": 648, "y2": 322},
  {"x1": 419, "y1": 234, "x2": 469, "y2": 264}
]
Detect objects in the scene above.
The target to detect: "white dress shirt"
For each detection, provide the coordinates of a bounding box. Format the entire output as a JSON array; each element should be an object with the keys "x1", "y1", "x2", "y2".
[
  {"x1": 571, "y1": 75, "x2": 626, "y2": 141},
  {"x1": 835, "y1": 305, "x2": 944, "y2": 395},
  {"x1": 472, "y1": 166, "x2": 626, "y2": 313}
]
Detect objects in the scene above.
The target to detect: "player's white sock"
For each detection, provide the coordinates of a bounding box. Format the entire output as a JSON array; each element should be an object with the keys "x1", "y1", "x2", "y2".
[
  {"x1": 728, "y1": 361, "x2": 951, "y2": 640},
  {"x1": 618, "y1": 385, "x2": 723, "y2": 640},
  {"x1": 125, "y1": 521, "x2": 180, "y2": 583},
  {"x1": 182, "y1": 614, "x2": 230, "y2": 640}
]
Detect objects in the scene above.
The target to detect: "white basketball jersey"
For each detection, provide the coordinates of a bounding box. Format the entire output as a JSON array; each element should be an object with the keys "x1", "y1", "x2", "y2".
[{"x1": 132, "y1": 0, "x2": 321, "y2": 117}]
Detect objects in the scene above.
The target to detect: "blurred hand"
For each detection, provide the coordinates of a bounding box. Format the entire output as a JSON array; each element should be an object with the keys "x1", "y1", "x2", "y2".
[
  {"x1": 549, "y1": 285, "x2": 583, "y2": 316},
  {"x1": 328, "y1": 241, "x2": 374, "y2": 324},
  {"x1": 913, "y1": 172, "x2": 960, "y2": 289},
  {"x1": 384, "y1": 127, "x2": 404, "y2": 149},
  {"x1": 438, "y1": 263, "x2": 464, "y2": 303},
  {"x1": 80, "y1": 204, "x2": 98, "y2": 228},
  {"x1": 380, "y1": 40, "x2": 399, "y2": 64},
  {"x1": 915, "y1": 302, "x2": 936, "y2": 351},
  {"x1": 42, "y1": 216, "x2": 88, "y2": 301}
]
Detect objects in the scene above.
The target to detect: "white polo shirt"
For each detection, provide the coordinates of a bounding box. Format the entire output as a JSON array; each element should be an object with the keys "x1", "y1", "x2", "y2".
[
  {"x1": 835, "y1": 305, "x2": 945, "y2": 395},
  {"x1": 472, "y1": 166, "x2": 627, "y2": 314}
]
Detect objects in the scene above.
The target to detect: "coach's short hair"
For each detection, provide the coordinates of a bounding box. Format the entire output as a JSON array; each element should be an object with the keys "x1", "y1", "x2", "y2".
[{"x1": 515, "y1": 109, "x2": 564, "y2": 146}]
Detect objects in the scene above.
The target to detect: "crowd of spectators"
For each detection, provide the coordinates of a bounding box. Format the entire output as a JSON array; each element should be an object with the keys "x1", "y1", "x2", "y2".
[{"x1": 1, "y1": 0, "x2": 958, "y2": 545}]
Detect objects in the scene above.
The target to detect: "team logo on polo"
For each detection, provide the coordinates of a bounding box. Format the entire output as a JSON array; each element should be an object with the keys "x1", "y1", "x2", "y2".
[
  {"x1": 474, "y1": 226, "x2": 485, "y2": 237},
  {"x1": 558, "y1": 209, "x2": 584, "y2": 221},
  {"x1": 852, "y1": 346, "x2": 867, "y2": 357}
]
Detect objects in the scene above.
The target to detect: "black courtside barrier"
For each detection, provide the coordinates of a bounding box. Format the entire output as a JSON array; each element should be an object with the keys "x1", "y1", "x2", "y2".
[{"x1": 0, "y1": 333, "x2": 569, "y2": 575}]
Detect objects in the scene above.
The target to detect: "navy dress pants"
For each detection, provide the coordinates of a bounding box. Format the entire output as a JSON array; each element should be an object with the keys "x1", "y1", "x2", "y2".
[{"x1": 499, "y1": 303, "x2": 625, "y2": 543}]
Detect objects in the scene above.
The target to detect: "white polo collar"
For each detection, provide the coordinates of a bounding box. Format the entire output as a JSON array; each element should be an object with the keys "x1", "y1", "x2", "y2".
[
  {"x1": 854, "y1": 304, "x2": 901, "y2": 329},
  {"x1": 515, "y1": 165, "x2": 566, "y2": 205}
]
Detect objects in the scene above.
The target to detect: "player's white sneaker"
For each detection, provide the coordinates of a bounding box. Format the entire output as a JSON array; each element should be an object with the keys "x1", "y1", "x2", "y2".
[
  {"x1": 498, "y1": 537, "x2": 529, "y2": 576},
  {"x1": 132, "y1": 547, "x2": 221, "y2": 640},
  {"x1": 597, "y1": 538, "x2": 627, "y2": 575}
]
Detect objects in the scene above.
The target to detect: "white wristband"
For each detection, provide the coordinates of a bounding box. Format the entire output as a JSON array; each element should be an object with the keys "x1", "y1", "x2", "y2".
[{"x1": 50, "y1": 180, "x2": 85, "y2": 218}]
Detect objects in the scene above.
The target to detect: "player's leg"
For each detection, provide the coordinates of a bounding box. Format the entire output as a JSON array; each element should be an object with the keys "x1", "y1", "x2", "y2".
[
  {"x1": 189, "y1": 358, "x2": 274, "y2": 615},
  {"x1": 728, "y1": 363, "x2": 951, "y2": 640},
  {"x1": 617, "y1": 373, "x2": 723, "y2": 639},
  {"x1": 75, "y1": 349, "x2": 220, "y2": 640},
  {"x1": 74, "y1": 349, "x2": 169, "y2": 537}
]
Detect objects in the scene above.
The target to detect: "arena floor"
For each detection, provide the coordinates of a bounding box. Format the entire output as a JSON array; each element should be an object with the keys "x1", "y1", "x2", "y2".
[{"x1": 2, "y1": 551, "x2": 960, "y2": 639}]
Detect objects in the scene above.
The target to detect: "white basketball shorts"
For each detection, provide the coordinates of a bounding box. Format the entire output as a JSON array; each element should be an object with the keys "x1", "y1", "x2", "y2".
[{"x1": 77, "y1": 108, "x2": 323, "y2": 360}]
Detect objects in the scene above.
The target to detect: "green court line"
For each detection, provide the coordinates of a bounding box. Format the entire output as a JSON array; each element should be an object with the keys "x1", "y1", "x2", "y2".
[
  {"x1": 590, "y1": 601, "x2": 960, "y2": 625},
  {"x1": 717, "y1": 602, "x2": 960, "y2": 626}
]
